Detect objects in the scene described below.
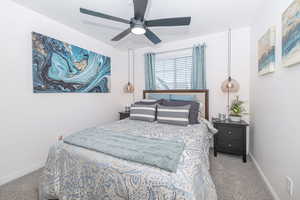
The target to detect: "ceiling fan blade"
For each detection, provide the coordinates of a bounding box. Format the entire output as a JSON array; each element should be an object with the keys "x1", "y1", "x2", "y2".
[
  {"x1": 133, "y1": 0, "x2": 148, "y2": 20},
  {"x1": 146, "y1": 17, "x2": 191, "y2": 27},
  {"x1": 80, "y1": 8, "x2": 130, "y2": 24},
  {"x1": 144, "y1": 29, "x2": 161, "y2": 44},
  {"x1": 111, "y1": 28, "x2": 131, "y2": 41}
]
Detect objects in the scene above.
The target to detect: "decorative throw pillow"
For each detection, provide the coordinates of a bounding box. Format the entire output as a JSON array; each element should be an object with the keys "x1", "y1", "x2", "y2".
[
  {"x1": 134, "y1": 99, "x2": 163, "y2": 105},
  {"x1": 170, "y1": 94, "x2": 197, "y2": 101},
  {"x1": 148, "y1": 93, "x2": 171, "y2": 100},
  {"x1": 157, "y1": 104, "x2": 191, "y2": 126},
  {"x1": 160, "y1": 99, "x2": 200, "y2": 124},
  {"x1": 130, "y1": 104, "x2": 156, "y2": 122}
]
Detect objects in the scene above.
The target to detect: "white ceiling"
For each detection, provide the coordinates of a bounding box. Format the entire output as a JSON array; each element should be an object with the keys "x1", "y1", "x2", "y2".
[{"x1": 12, "y1": 0, "x2": 264, "y2": 49}]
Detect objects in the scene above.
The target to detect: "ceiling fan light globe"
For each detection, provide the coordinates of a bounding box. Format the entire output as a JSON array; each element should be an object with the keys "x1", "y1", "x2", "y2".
[{"x1": 131, "y1": 26, "x2": 146, "y2": 35}]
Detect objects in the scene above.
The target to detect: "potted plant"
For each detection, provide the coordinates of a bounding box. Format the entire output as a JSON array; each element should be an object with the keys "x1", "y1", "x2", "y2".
[{"x1": 229, "y1": 96, "x2": 247, "y2": 122}]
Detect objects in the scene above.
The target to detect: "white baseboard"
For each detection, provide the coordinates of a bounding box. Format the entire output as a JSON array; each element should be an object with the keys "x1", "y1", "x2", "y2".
[
  {"x1": 249, "y1": 153, "x2": 281, "y2": 200},
  {"x1": 0, "y1": 161, "x2": 44, "y2": 186}
]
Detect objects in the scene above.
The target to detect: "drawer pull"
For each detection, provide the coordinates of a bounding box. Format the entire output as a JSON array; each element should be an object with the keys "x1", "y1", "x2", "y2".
[
  {"x1": 228, "y1": 144, "x2": 232, "y2": 147},
  {"x1": 228, "y1": 131, "x2": 232, "y2": 135}
]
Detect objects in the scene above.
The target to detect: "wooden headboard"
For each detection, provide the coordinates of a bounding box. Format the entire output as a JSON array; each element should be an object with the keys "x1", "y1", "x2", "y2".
[{"x1": 143, "y1": 89, "x2": 209, "y2": 120}]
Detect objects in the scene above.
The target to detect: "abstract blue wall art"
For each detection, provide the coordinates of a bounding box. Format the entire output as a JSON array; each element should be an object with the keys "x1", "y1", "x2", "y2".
[
  {"x1": 258, "y1": 27, "x2": 276, "y2": 75},
  {"x1": 32, "y1": 32, "x2": 111, "y2": 93},
  {"x1": 282, "y1": 0, "x2": 300, "y2": 67}
]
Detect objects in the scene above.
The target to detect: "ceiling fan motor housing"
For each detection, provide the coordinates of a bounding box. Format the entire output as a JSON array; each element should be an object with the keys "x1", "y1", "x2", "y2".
[{"x1": 131, "y1": 18, "x2": 144, "y2": 26}]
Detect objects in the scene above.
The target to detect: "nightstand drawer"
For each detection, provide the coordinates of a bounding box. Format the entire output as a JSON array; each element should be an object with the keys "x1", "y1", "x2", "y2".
[
  {"x1": 218, "y1": 140, "x2": 243, "y2": 153},
  {"x1": 217, "y1": 125, "x2": 243, "y2": 141}
]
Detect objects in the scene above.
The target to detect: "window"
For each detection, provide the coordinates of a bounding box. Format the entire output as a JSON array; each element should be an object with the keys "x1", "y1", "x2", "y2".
[{"x1": 155, "y1": 56, "x2": 193, "y2": 90}]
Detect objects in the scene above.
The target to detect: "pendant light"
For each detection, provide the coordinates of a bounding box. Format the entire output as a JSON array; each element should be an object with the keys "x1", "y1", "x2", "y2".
[
  {"x1": 221, "y1": 29, "x2": 240, "y2": 116},
  {"x1": 124, "y1": 49, "x2": 135, "y2": 93}
]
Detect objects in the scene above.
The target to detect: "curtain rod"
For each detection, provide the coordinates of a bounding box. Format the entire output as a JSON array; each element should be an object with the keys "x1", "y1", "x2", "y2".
[{"x1": 151, "y1": 43, "x2": 206, "y2": 55}]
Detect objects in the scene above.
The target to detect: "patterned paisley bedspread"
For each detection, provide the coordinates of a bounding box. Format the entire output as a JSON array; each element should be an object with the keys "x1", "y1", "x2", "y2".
[{"x1": 39, "y1": 119, "x2": 218, "y2": 200}]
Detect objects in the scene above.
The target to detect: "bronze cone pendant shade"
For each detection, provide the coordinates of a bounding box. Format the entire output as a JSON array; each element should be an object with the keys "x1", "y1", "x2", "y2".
[{"x1": 221, "y1": 77, "x2": 240, "y2": 93}]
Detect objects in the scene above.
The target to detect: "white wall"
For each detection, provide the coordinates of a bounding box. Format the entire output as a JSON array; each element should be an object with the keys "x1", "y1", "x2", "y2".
[
  {"x1": 0, "y1": 0, "x2": 131, "y2": 185},
  {"x1": 250, "y1": 0, "x2": 300, "y2": 199},
  {"x1": 133, "y1": 27, "x2": 251, "y2": 120}
]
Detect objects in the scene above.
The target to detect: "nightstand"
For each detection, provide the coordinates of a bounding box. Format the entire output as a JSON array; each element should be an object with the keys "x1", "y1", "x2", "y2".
[
  {"x1": 213, "y1": 119, "x2": 249, "y2": 162},
  {"x1": 119, "y1": 111, "x2": 130, "y2": 120}
]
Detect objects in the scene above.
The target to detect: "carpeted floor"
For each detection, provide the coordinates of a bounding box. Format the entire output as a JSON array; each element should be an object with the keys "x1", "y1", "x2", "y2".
[{"x1": 0, "y1": 152, "x2": 273, "y2": 200}]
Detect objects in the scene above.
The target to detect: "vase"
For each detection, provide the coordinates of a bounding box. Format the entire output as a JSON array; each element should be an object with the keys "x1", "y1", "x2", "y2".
[{"x1": 229, "y1": 115, "x2": 241, "y2": 122}]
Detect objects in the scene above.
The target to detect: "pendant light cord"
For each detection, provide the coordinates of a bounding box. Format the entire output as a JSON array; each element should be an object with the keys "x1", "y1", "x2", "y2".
[
  {"x1": 228, "y1": 28, "x2": 231, "y2": 79},
  {"x1": 227, "y1": 28, "x2": 232, "y2": 117},
  {"x1": 127, "y1": 49, "x2": 131, "y2": 84},
  {"x1": 127, "y1": 48, "x2": 135, "y2": 103}
]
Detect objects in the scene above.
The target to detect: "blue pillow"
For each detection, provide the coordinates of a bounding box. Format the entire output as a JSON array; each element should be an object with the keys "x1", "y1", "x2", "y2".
[
  {"x1": 148, "y1": 94, "x2": 171, "y2": 100},
  {"x1": 170, "y1": 94, "x2": 197, "y2": 101}
]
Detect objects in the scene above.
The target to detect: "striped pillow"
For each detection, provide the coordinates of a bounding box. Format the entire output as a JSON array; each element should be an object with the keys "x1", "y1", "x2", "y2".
[
  {"x1": 157, "y1": 105, "x2": 191, "y2": 126},
  {"x1": 130, "y1": 104, "x2": 156, "y2": 122}
]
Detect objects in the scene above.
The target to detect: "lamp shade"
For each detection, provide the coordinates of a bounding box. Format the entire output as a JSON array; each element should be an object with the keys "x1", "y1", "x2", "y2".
[
  {"x1": 124, "y1": 82, "x2": 134, "y2": 93},
  {"x1": 221, "y1": 77, "x2": 240, "y2": 93}
]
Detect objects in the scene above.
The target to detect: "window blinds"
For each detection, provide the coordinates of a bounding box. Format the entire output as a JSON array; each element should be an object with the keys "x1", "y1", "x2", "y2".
[{"x1": 155, "y1": 56, "x2": 192, "y2": 90}]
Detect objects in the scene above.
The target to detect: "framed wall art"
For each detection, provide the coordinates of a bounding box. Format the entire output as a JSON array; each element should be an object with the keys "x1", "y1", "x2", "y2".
[{"x1": 32, "y1": 32, "x2": 111, "y2": 93}]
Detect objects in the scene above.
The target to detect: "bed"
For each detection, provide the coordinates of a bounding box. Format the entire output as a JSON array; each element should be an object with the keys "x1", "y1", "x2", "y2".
[{"x1": 39, "y1": 90, "x2": 218, "y2": 200}]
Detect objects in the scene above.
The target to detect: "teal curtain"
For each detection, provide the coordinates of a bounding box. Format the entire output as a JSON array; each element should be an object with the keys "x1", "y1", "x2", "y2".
[
  {"x1": 144, "y1": 53, "x2": 156, "y2": 90},
  {"x1": 192, "y1": 44, "x2": 206, "y2": 89}
]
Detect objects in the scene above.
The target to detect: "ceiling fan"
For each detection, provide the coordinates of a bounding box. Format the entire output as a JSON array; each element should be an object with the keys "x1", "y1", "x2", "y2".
[{"x1": 80, "y1": 0, "x2": 191, "y2": 44}]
